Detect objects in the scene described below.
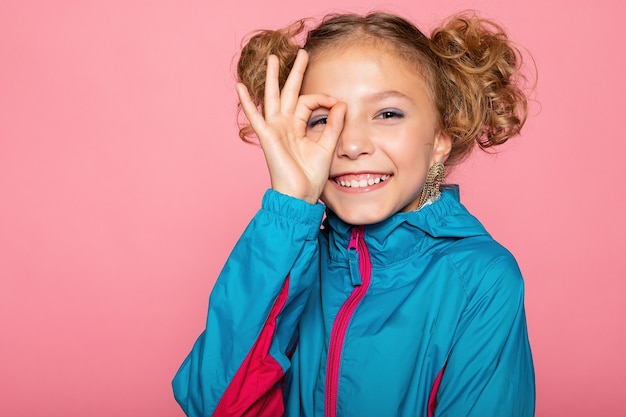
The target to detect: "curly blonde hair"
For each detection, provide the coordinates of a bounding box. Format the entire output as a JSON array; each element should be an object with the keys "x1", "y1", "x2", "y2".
[{"x1": 236, "y1": 11, "x2": 531, "y2": 165}]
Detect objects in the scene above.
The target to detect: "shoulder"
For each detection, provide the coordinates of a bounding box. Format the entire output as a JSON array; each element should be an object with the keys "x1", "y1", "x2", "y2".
[
  {"x1": 429, "y1": 192, "x2": 524, "y2": 296},
  {"x1": 430, "y1": 192, "x2": 524, "y2": 299},
  {"x1": 406, "y1": 190, "x2": 525, "y2": 300},
  {"x1": 443, "y1": 234, "x2": 524, "y2": 307}
]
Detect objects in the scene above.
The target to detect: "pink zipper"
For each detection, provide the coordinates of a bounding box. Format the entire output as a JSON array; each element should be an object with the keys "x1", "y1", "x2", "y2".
[{"x1": 324, "y1": 226, "x2": 372, "y2": 417}]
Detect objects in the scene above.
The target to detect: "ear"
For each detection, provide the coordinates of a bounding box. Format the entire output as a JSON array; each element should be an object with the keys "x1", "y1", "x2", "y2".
[{"x1": 431, "y1": 131, "x2": 452, "y2": 164}]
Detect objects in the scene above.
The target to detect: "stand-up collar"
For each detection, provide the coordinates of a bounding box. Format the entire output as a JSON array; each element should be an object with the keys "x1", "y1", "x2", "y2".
[{"x1": 322, "y1": 189, "x2": 490, "y2": 266}]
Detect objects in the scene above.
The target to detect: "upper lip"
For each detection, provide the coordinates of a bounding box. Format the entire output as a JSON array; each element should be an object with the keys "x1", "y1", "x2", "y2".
[{"x1": 330, "y1": 171, "x2": 392, "y2": 179}]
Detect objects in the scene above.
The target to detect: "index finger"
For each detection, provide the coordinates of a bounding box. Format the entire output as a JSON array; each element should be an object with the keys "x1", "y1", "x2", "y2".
[{"x1": 280, "y1": 49, "x2": 309, "y2": 114}]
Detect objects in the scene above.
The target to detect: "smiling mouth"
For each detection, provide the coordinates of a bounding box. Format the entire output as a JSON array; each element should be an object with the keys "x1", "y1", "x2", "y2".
[{"x1": 333, "y1": 174, "x2": 392, "y2": 188}]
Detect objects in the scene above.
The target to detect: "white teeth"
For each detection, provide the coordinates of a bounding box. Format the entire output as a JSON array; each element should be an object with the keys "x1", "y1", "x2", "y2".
[{"x1": 336, "y1": 175, "x2": 389, "y2": 188}]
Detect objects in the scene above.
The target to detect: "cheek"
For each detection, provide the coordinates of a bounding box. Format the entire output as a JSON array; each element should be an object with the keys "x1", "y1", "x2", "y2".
[
  {"x1": 319, "y1": 182, "x2": 334, "y2": 206},
  {"x1": 391, "y1": 134, "x2": 434, "y2": 169},
  {"x1": 305, "y1": 127, "x2": 324, "y2": 143}
]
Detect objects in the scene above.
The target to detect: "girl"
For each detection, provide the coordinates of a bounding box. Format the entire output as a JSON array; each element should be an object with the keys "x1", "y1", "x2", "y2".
[{"x1": 173, "y1": 11, "x2": 535, "y2": 417}]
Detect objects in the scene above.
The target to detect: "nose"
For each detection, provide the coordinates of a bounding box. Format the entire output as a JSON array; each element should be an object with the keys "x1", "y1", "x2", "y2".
[{"x1": 335, "y1": 118, "x2": 374, "y2": 160}]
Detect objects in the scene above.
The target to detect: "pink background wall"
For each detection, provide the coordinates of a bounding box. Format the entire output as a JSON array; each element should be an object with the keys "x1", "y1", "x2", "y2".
[{"x1": 1, "y1": 0, "x2": 624, "y2": 416}]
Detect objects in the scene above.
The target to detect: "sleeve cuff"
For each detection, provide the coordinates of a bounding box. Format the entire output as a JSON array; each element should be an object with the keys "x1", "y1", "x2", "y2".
[{"x1": 260, "y1": 189, "x2": 325, "y2": 240}]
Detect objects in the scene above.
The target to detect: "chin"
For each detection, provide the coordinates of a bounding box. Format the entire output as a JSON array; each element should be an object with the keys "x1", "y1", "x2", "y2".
[{"x1": 329, "y1": 206, "x2": 391, "y2": 226}]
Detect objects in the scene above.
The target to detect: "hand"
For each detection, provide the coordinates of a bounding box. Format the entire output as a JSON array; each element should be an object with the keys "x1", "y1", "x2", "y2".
[{"x1": 236, "y1": 49, "x2": 346, "y2": 204}]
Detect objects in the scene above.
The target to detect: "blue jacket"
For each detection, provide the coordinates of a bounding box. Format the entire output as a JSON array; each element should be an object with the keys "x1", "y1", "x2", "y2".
[{"x1": 173, "y1": 188, "x2": 535, "y2": 416}]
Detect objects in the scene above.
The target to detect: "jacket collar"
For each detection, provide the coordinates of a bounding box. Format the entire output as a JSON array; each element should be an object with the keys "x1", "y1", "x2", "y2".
[{"x1": 322, "y1": 188, "x2": 490, "y2": 266}]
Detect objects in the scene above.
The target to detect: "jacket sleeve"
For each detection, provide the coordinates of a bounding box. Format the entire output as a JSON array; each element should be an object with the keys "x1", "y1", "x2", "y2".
[
  {"x1": 172, "y1": 189, "x2": 325, "y2": 417},
  {"x1": 434, "y1": 254, "x2": 535, "y2": 417}
]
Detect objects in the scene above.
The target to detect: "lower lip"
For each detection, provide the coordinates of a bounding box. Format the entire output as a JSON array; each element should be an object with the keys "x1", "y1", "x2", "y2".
[{"x1": 330, "y1": 177, "x2": 391, "y2": 193}]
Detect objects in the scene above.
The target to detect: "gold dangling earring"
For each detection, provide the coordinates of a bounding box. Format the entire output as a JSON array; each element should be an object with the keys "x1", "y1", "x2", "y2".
[{"x1": 418, "y1": 162, "x2": 445, "y2": 209}]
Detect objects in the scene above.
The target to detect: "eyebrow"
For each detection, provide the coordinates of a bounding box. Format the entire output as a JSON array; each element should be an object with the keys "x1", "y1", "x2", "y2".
[{"x1": 364, "y1": 90, "x2": 413, "y2": 102}]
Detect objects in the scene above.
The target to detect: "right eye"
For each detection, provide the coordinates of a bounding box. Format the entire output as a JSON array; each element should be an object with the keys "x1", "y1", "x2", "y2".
[{"x1": 307, "y1": 115, "x2": 328, "y2": 128}]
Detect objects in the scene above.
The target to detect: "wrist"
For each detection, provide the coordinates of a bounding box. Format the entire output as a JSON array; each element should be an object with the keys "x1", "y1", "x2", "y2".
[{"x1": 271, "y1": 186, "x2": 320, "y2": 205}]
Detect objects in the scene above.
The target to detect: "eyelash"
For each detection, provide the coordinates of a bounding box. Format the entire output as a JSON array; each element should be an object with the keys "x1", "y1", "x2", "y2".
[
  {"x1": 375, "y1": 109, "x2": 404, "y2": 120},
  {"x1": 307, "y1": 115, "x2": 328, "y2": 128},
  {"x1": 307, "y1": 109, "x2": 404, "y2": 128}
]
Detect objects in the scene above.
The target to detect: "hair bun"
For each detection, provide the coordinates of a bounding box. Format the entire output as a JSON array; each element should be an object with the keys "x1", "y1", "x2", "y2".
[{"x1": 430, "y1": 12, "x2": 529, "y2": 163}]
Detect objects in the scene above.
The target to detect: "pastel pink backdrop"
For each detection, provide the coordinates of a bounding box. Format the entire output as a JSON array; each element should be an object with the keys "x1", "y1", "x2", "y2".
[{"x1": 1, "y1": 0, "x2": 624, "y2": 416}]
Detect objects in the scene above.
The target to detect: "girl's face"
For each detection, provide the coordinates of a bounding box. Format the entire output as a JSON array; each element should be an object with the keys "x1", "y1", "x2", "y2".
[{"x1": 302, "y1": 45, "x2": 451, "y2": 225}]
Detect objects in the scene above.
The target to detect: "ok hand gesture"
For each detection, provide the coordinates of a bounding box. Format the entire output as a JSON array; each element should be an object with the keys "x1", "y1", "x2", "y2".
[{"x1": 236, "y1": 49, "x2": 346, "y2": 204}]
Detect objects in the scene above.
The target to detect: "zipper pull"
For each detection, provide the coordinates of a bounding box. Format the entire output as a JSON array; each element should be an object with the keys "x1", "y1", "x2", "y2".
[
  {"x1": 347, "y1": 226, "x2": 362, "y2": 286},
  {"x1": 348, "y1": 226, "x2": 363, "y2": 251}
]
